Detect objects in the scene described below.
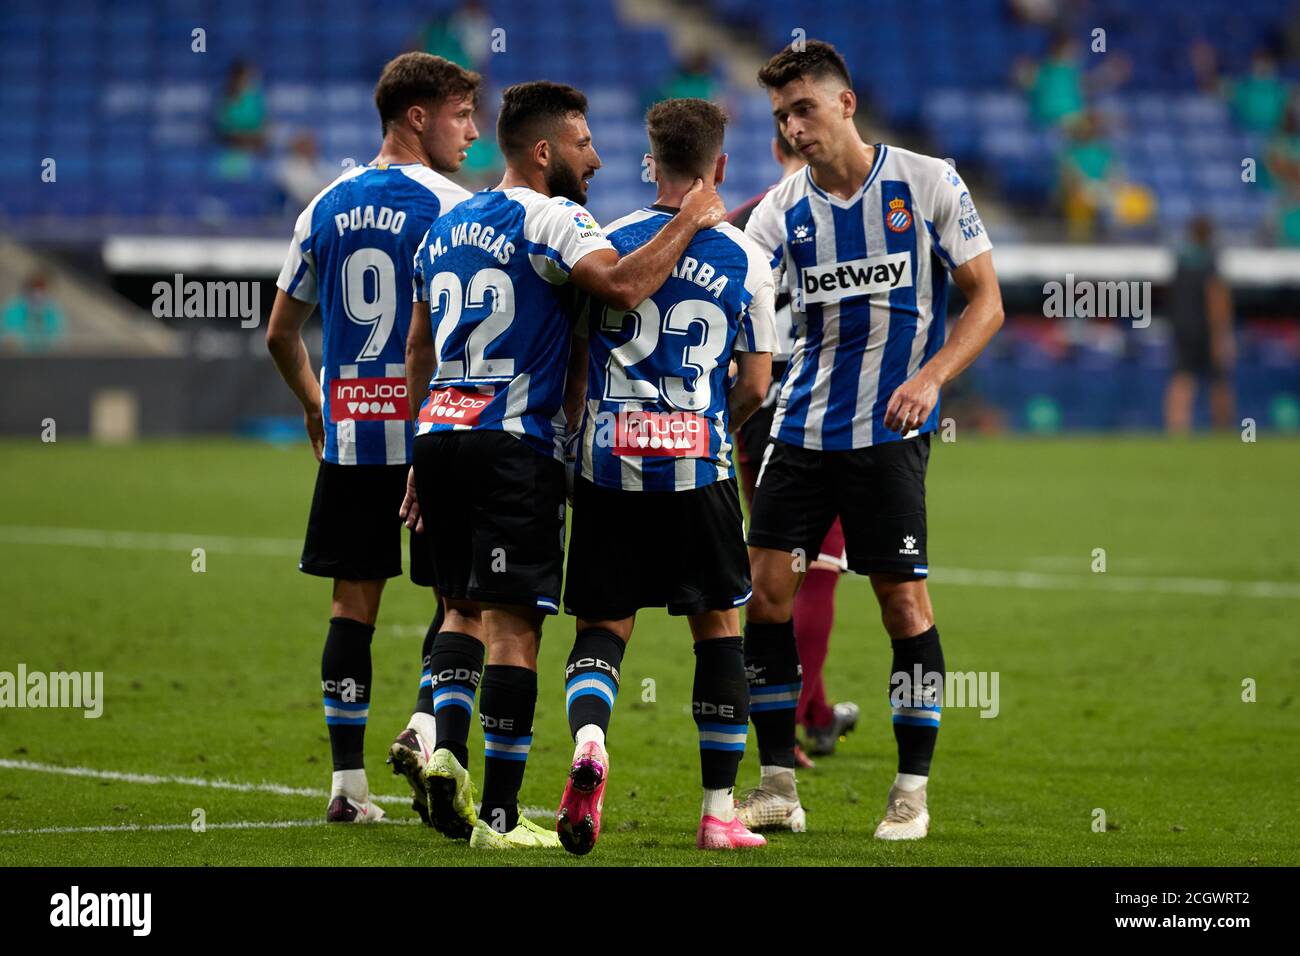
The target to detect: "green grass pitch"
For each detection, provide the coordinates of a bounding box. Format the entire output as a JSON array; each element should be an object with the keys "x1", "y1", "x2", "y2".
[{"x1": 0, "y1": 436, "x2": 1296, "y2": 866}]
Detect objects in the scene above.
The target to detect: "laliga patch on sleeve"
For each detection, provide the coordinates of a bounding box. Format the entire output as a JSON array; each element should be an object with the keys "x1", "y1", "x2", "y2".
[{"x1": 571, "y1": 208, "x2": 603, "y2": 240}]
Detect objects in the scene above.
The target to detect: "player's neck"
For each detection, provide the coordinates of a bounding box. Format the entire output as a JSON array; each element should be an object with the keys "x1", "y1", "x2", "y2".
[
  {"x1": 373, "y1": 130, "x2": 433, "y2": 168},
  {"x1": 497, "y1": 167, "x2": 549, "y2": 195},
  {"x1": 809, "y1": 140, "x2": 875, "y2": 200},
  {"x1": 653, "y1": 178, "x2": 698, "y2": 210}
]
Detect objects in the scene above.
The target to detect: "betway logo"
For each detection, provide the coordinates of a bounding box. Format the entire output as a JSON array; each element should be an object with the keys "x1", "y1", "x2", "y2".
[{"x1": 801, "y1": 251, "x2": 911, "y2": 305}]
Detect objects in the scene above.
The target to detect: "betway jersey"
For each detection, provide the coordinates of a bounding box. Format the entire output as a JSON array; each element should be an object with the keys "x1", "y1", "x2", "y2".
[
  {"x1": 277, "y1": 163, "x2": 470, "y2": 465},
  {"x1": 578, "y1": 206, "x2": 778, "y2": 492},
  {"x1": 745, "y1": 145, "x2": 993, "y2": 450},
  {"x1": 412, "y1": 187, "x2": 614, "y2": 460}
]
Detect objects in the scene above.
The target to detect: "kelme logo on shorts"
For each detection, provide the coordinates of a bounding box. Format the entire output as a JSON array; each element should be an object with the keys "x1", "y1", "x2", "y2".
[{"x1": 800, "y1": 251, "x2": 912, "y2": 305}]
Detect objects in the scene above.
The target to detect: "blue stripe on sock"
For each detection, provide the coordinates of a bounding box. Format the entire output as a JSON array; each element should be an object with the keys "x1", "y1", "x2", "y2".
[
  {"x1": 892, "y1": 715, "x2": 941, "y2": 727},
  {"x1": 749, "y1": 700, "x2": 798, "y2": 712},
  {"x1": 483, "y1": 732, "x2": 533, "y2": 745},
  {"x1": 322, "y1": 696, "x2": 368, "y2": 710},
  {"x1": 696, "y1": 721, "x2": 748, "y2": 734},
  {"x1": 565, "y1": 671, "x2": 618, "y2": 696}
]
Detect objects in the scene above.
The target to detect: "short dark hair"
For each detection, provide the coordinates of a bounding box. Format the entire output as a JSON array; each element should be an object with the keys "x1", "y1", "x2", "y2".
[
  {"x1": 645, "y1": 98, "x2": 727, "y2": 180},
  {"x1": 757, "y1": 40, "x2": 852, "y2": 91},
  {"x1": 374, "y1": 52, "x2": 481, "y2": 134},
  {"x1": 773, "y1": 118, "x2": 798, "y2": 159},
  {"x1": 497, "y1": 81, "x2": 588, "y2": 161}
]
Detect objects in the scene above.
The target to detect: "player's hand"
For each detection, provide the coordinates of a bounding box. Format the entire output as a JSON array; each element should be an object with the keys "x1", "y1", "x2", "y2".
[
  {"x1": 681, "y1": 177, "x2": 726, "y2": 231},
  {"x1": 399, "y1": 466, "x2": 424, "y2": 533},
  {"x1": 304, "y1": 405, "x2": 325, "y2": 462},
  {"x1": 884, "y1": 370, "x2": 940, "y2": 434}
]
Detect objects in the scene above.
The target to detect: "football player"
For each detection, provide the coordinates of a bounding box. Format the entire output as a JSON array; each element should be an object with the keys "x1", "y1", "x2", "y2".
[
  {"x1": 737, "y1": 41, "x2": 1004, "y2": 840},
  {"x1": 555, "y1": 98, "x2": 778, "y2": 853},
  {"x1": 401, "y1": 81, "x2": 726, "y2": 849},
  {"x1": 266, "y1": 53, "x2": 479, "y2": 823}
]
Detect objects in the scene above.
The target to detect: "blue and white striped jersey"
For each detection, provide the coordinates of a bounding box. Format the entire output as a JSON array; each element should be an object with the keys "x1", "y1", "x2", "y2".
[
  {"x1": 412, "y1": 187, "x2": 614, "y2": 461},
  {"x1": 577, "y1": 206, "x2": 777, "y2": 492},
  {"x1": 744, "y1": 145, "x2": 993, "y2": 450},
  {"x1": 277, "y1": 163, "x2": 470, "y2": 466}
]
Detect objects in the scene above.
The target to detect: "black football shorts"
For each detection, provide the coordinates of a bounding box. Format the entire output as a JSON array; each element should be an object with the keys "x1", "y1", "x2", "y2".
[
  {"x1": 564, "y1": 475, "x2": 752, "y2": 620},
  {"x1": 747, "y1": 433, "x2": 931, "y2": 578},
  {"x1": 412, "y1": 430, "x2": 566, "y2": 614},
  {"x1": 300, "y1": 460, "x2": 434, "y2": 584}
]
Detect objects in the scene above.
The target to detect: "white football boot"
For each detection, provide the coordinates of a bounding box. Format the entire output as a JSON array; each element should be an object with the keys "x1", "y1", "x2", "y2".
[
  {"x1": 734, "y1": 766, "x2": 807, "y2": 832},
  {"x1": 873, "y1": 783, "x2": 930, "y2": 840}
]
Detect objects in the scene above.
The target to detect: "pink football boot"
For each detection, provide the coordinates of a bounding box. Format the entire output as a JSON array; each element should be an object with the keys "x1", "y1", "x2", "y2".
[
  {"x1": 556, "y1": 740, "x2": 608, "y2": 855},
  {"x1": 697, "y1": 814, "x2": 768, "y2": 850}
]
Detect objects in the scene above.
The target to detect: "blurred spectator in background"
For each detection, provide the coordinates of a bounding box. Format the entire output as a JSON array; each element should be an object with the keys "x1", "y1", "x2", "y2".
[
  {"x1": 1229, "y1": 49, "x2": 1291, "y2": 134},
  {"x1": 660, "y1": 49, "x2": 717, "y2": 101},
  {"x1": 1164, "y1": 215, "x2": 1235, "y2": 434},
  {"x1": 417, "y1": 0, "x2": 492, "y2": 71},
  {"x1": 214, "y1": 60, "x2": 267, "y2": 181},
  {"x1": 277, "y1": 132, "x2": 337, "y2": 214},
  {"x1": 1008, "y1": 0, "x2": 1062, "y2": 28},
  {"x1": 1020, "y1": 32, "x2": 1086, "y2": 127},
  {"x1": 1266, "y1": 97, "x2": 1300, "y2": 245},
  {"x1": 215, "y1": 60, "x2": 267, "y2": 151},
  {"x1": 1058, "y1": 108, "x2": 1155, "y2": 240},
  {"x1": 1058, "y1": 109, "x2": 1113, "y2": 239},
  {"x1": 1190, "y1": 38, "x2": 1221, "y2": 95},
  {"x1": 645, "y1": 49, "x2": 719, "y2": 113},
  {"x1": 1, "y1": 271, "x2": 65, "y2": 353}
]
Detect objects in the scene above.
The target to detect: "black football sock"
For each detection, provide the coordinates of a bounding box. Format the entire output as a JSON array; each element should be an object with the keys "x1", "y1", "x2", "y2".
[
  {"x1": 478, "y1": 665, "x2": 537, "y2": 833},
  {"x1": 428, "y1": 630, "x2": 484, "y2": 768},
  {"x1": 744, "y1": 619, "x2": 802, "y2": 769},
  {"x1": 321, "y1": 616, "x2": 374, "y2": 772},
  {"x1": 889, "y1": 625, "x2": 946, "y2": 777},
  {"x1": 413, "y1": 600, "x2": 446, "y2": 717},
  {"x1": 564, "y1": 627, "x2": 626, "y2": 742},
  {"x1": 693, "y1": 637, "x2": 749, "y2": 791}
]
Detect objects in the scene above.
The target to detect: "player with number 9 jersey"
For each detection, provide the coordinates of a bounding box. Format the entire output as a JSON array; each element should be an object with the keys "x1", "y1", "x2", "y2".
[
  {"x1": 265, "y1": 52, "x2": 482, "y2": 828},
  {"x1": 279, "y1": 163, "x2": 470, "y2": 467}
]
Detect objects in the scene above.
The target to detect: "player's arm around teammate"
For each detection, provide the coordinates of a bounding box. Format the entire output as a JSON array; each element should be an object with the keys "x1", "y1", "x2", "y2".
[{"x1": 399, "y1": 82, "x2": 728, "y2": 850}]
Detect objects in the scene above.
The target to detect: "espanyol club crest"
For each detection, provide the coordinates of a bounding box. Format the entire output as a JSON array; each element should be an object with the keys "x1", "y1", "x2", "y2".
[{"x1": 886, "y1": 197, "x2": 913, "y2": 233}]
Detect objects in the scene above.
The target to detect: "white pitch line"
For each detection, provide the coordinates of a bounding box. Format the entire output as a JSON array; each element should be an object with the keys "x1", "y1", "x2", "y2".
[
  {"x1": 0, "y1": 759, "x2": 553, "y2": 819},
  {"x1": 0, "y1": 758, "x2": 409, "y2": 805},
  {"x1": 0, "y1": 525, "x2": 299, "y2": 556},
  {"x1": 8, "y1": 524, "x2": 1294, "y2": 599},
  {"x1": 845, "y1": 566, "x2": 1300, "y2": 600},
  {"x1": 0, "y1": 818, "x2": 423, "y2": 836}
]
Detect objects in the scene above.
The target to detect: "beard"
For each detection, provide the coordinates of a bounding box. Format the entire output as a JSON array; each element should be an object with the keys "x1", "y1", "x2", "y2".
[{"x1": 544, "y1": 154, "x2": 587, "y2": 204}]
